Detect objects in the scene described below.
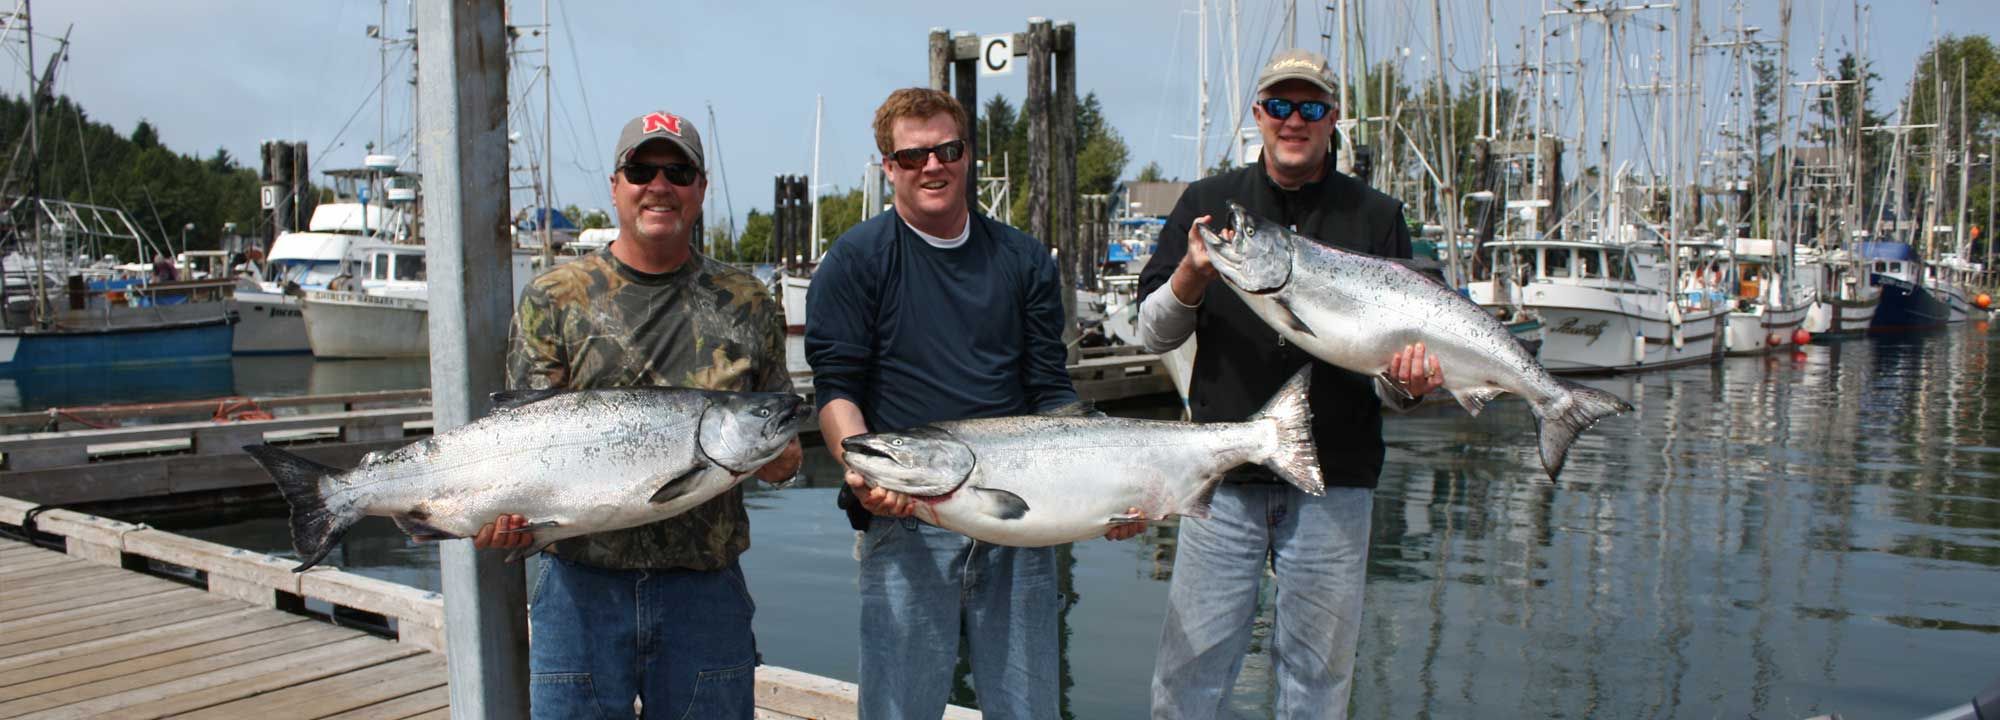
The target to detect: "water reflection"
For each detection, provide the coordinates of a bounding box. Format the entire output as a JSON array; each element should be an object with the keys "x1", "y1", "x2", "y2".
[
  {"x1": 0, "y1": 354, "x2": 430, "y2": 413},
  {"x1": 131, "y1": 326, "x2": 2000, "y2": 719}
]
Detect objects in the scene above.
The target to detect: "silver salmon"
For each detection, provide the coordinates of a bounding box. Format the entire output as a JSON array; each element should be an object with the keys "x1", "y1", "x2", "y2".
[
  {"x1": 245, "y1": 386, "x2": 808, "y2": 570},
  {"x1": 1201, "y1": 201, "x2": 1631, "y2": 480},
  {"x1": 840, "y1": 368, "x2": 1321, "y2": 547}
]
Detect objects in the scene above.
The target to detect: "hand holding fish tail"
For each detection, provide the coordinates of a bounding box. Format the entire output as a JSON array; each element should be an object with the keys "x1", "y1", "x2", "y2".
[
  {"x1": 1104, "y1": 508, "x2": 1147, "y2": 541},
  {"x1": 473, "y1": 513, "x2": 535, "y2": 550},
  {"x1": 847, "y1": 469, "x2": 916, "y2": 518}
]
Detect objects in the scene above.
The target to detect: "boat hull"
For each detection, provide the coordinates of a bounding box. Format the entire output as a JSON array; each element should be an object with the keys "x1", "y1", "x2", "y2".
[
  {"x1": 301, "y1": 291, "x2": 429, "y2": 358},
  {"x1": 0, "y1": 316, "x2": 236, "y2": 375},
  {"x1": 232, "y1": 290, "x2": 311, "y2": 354},
  {"x1": 1724, "y1": 302, "x2": 1811, "y2": 354},
  {"x1": 1533, "y1": 303, "x2": 1726, "y2": 374},
  {"x1": 1868, "y1": 275, "x2": 1952, "y2": 331}
]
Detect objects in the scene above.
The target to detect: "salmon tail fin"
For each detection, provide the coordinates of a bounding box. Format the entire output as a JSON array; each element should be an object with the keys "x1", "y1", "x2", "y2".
[
  {"x1": 1251, "y1": 367, "x2": 1323, "y2": 496},
  {"x1": 1532, "y1": 381, "x2": 1634, "y2": 481},
  {"x1": 244, "y1": 444, "x2": 360, "y2": 572}
]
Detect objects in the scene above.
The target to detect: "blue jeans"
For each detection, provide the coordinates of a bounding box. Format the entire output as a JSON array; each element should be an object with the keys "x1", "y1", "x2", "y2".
[
  {"x1": 858, "y1": 516, "x2": 1060, "y2": 720},
  {"x1": 529, "y1": 555, "x2": 758, "y2": 720},
  {"x1": 1152, "y1": 484, "x2": 1373, "y2": 720}
]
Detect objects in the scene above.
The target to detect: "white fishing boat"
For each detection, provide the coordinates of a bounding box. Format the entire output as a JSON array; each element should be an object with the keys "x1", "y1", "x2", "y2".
[
  {"x1": 1797, "y1": 246, "x2": 1880, "y2": 336},
  {"x1": 1722, "y1": 238, "x2": 1816, "y2": 354},
  {"x1": 1470, "y1": 235, "x2": 1729, "y2": 373}
]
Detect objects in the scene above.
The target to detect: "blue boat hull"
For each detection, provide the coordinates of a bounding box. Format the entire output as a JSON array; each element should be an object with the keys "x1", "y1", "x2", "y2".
[
  {"x1": 1869, "y1": 274, "x2": 1952, "y2": 331},
  {"x1": 0, "y1": 317, "x2": 236, "y2": 375}
]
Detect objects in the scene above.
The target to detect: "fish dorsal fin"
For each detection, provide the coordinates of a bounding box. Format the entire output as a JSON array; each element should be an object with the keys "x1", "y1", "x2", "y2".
[
  {"x1": 1038, "y1": 400, "x2": 1104, "y2": 418},
  {"x1": 490, "y1": 388, "x2": 567, "y2": 410},
  {"x1": 973, "y1": 487, "x2": 1030, "y2": 520},
  {"x1": 649, "y1": 464, "x2": 711, "y2": 504}
]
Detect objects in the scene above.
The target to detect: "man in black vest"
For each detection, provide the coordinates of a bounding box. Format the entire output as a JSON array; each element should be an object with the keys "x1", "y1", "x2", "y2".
[{"x1": 1136, "y1": 49, "x2": 1444, "y2": 720}]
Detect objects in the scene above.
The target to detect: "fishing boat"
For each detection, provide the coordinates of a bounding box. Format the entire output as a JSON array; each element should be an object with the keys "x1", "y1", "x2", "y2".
[
  {"x1": 1859, "y1": 241, "x2": 1952, "y2": 330},
  {"x1": 1, "y1": 200, "x2": 237, "y2": 374},
  {"x1": 1722, "y1": 238, "x2": 1816, "y2": 354}
]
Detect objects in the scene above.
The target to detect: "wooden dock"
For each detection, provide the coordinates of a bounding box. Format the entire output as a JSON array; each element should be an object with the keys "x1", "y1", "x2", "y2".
[{"x1": 0, "y1": 497, "x2": 976, "y2": 719}]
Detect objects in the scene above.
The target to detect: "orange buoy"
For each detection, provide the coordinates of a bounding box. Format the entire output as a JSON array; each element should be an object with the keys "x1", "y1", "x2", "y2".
[
  {"x1": 1767, "y1": 333, "x2": 1783, "y2": 347},
  {"x1": 1792, "y1": 328, "x2": 1811, "y2": 346},
  {"x1": 1977, "y1": 293, "x2": 1993, "y2": 309}
]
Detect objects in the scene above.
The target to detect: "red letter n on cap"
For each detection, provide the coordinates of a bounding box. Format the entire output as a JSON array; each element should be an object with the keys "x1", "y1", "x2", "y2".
[{"x1": 642, "y1": 112, "x2": 682, "y2": 136}]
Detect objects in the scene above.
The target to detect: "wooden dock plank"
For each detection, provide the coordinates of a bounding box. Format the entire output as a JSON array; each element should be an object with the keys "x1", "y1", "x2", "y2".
[
  {"x1": 176, "y1": 652, "x2": 448, "y2": 719},
  {"x1": 0, "y1": 553, "x2": 76, "y2": 575},
  {"x1": 0, "y1": 624, "x2": 365, "y2": 718},
  {"x1": 315, "y1": 684, "x2": 450, "y2": 720},
  {"x1": 0, "y1": 579, "x2": 184, "y2": 620},
  {"x1": 4, "y1": 588, "x2": 218, "y2": 642},
  {"x1": 0, "y1": 600, "x2": 246, "y2": 662},
  {"x1": 9, "y1": 634, "x2": 409, "y2": 720},
  {"x1": 403, "y1": 709, "x2": 449, "y2": 720},
  {"x1": 0, "y1": 607, "x2": 267, "y2": 674},
  {"x1": 0, "y1": 612, "x2": 309, "y2": 689},
  {"x1": 0, "y1": 565, "x2": 125, "y2": 594},
  {"x1": 90, "y1": 635, "x2": 423, "y2": 720}
]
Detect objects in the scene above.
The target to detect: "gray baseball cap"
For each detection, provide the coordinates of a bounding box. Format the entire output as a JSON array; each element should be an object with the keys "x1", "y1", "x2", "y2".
[
  {"x1": 613, "y1": 110, "x2": 704, "y2": 172},
  {"x1": 1254, "y1": 48, "x2": 1338, "y2": 97}
]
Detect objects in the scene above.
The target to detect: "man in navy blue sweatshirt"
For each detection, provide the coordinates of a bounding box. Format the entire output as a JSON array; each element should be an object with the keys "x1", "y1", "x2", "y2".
[{"x1": 806, "y1": 88, "x2": 1134, "y2": 719}]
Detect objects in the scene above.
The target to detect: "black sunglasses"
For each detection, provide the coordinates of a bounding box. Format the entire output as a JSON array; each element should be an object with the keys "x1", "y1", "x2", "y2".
[
  {"x1": 887, "y1": 139, "x2": 967, "y2": 170},
  {"x1": 1258, "y1": 98, "x2": 1333, "y2": 122},
  {"x1": 618, "y1": 162, "x2": 700, "y2": 187}
]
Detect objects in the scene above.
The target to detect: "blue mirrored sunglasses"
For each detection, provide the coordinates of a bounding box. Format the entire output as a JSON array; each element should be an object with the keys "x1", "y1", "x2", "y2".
[{"x1": 1258, "y1": 98, "x2": 1332, "y2": 122}]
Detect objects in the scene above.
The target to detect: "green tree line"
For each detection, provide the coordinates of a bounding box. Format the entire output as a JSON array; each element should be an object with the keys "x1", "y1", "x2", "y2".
[{"x1": 0, "y1": 93, "x2": 270, "y2": 261}]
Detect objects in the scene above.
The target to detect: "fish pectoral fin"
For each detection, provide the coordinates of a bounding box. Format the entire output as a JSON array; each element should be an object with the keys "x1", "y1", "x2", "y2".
[
  {"x1": 1451, "y1": 387, "x2": 1503, "y2": 417},
  {"x1": 504, "y1": 538, "x2": 558, "y2": 563},
  {"x1": 495, "y1": 518, "x2": 563, "y2": 534},
  {"x1": 391, "y1": 515, "x2": 462, "y2": 542},
  {"x1": 1105, "y1": 511, "x2": 1149, "y2": 525},
  {"x1": 1375, "y1": 372, "x2": 1418, "y2": 401},
  {"x1": 973, "y1": 488, "x2": 1030, "y2": 520},
  {"x1": 649, "y1": 464, "x2": 711, "y2": 504},
  {"x1": 1272, "y1": 296, "x2": 1318, "y2": 337}
]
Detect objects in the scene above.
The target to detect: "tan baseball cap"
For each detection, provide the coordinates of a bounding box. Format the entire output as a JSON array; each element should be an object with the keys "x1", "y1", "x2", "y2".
[
  {"x1": 1255, "y1": 48, "x2": 1338, "y2": 97},
  {"x1": 614, "y1": 110, "x2": 704, "y2": 172}
]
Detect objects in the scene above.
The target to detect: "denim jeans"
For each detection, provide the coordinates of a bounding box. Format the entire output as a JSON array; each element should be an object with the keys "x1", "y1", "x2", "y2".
[
  {"x1": 529, "y1": 554, "x2": 758, "y2": 720},
  {"x1": 858, "y1": 515, "x2": 1060, "y2": 720},
  {"x1": 1152, "y1": 484, "x2": 1373, "y2": 720}
]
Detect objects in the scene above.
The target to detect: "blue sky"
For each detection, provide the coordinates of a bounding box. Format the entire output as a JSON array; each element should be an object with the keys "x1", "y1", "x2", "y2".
[{"x1": 21, "y1": 1, "x2": 1997, "y2": 232}]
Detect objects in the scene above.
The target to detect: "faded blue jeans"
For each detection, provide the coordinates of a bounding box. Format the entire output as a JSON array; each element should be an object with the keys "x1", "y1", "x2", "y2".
[
  {"x1": 529, "y1": 554, "x2": 758, "y2": 720},
  {"x1": 1152, "y1": 484, "x2": 1373, "y2": 720},
  {"x1": 858, "y1": 515, "x2": 1060, "y2": 720}
]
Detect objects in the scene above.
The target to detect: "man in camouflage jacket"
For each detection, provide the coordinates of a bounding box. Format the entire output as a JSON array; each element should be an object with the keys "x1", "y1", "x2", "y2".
[{"x1": 478, "y1": 110, "x2": 800, "y2": 720}]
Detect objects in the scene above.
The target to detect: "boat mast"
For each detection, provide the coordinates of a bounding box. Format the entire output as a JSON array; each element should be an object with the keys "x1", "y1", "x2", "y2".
[
  {"x1": 809, "y1": 94, "x2": 822, "y2": 260},
  {"x1": 1196, "y1": 0, "x2": 1208, "y2": 178},
  {"x1": 541, "y1": 0, "x2": 553, "y2": 262},
  {"x1": 25, "y1": 0, "x2": 44, "y2": 325}
]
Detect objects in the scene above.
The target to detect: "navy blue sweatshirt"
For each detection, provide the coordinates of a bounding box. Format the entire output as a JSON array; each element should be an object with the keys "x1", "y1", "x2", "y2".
[{"x1": 805, "y1": 210, "x2": 1077, "y2": 438}]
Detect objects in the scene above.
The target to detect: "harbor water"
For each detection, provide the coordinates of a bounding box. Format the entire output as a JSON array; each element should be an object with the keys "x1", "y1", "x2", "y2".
[{"x1": 47, "y1": 327, "x2": 2000, "y2": 719}]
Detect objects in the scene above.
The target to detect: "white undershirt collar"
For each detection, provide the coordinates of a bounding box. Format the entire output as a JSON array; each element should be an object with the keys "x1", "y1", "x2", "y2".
[{"x1": 899, "y1": 212, "x2": 970, "y2": 249}]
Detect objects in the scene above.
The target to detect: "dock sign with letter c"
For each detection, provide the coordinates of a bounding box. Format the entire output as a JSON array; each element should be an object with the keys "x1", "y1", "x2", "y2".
[{"x1": 980, "y1": 34, "x2": 1014, "y2": 76}]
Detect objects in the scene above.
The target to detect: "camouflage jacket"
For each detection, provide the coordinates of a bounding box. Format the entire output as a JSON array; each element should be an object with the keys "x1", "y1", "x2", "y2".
[{"x1": 506, "y1": 248, "x2": 788, "y2": 571}]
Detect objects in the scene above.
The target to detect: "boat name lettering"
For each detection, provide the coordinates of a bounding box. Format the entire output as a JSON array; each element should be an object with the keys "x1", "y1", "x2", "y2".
[{"x1": 1549, "y1": 317, "x2": 1609, "y2": 344}]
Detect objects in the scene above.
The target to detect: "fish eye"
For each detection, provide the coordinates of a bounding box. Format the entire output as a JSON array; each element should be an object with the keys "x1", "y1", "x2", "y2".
[
  {"x1": 755, "y1": 408, "x2": 770, "y2": 418},
  {"x1": 891, "y1": 438, "x2": 905, "y2": 447}
]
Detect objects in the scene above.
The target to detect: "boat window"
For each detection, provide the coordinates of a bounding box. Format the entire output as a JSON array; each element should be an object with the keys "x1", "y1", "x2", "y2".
[
  {"x1": 1608, "y1": 250, "x2": 1633, "y2": 281},
  {"x1": 394, "y1": 254, "x2": 427, "y2": 282},
  {"x1": 371, "y1": 253, "x2": 390, "y2": 280},
  {"x1": 1545, "y1": 248, "x2": 1572, "y2": 278},
  {"x1": 1891, "y1": 261, "x2": 1903, "y2": 274},
  {"x1": 1579, "y1": 250, "x2": 1603, "y2": 278}
]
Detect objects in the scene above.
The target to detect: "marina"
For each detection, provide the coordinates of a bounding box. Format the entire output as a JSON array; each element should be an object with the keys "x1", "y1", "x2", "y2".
[
  {"x1": 4, "y1": 325, "x2": 1995, "y2": 718},
  {"x1": 3, "y1": 0, "x2": 1999, "y2": 718}
]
